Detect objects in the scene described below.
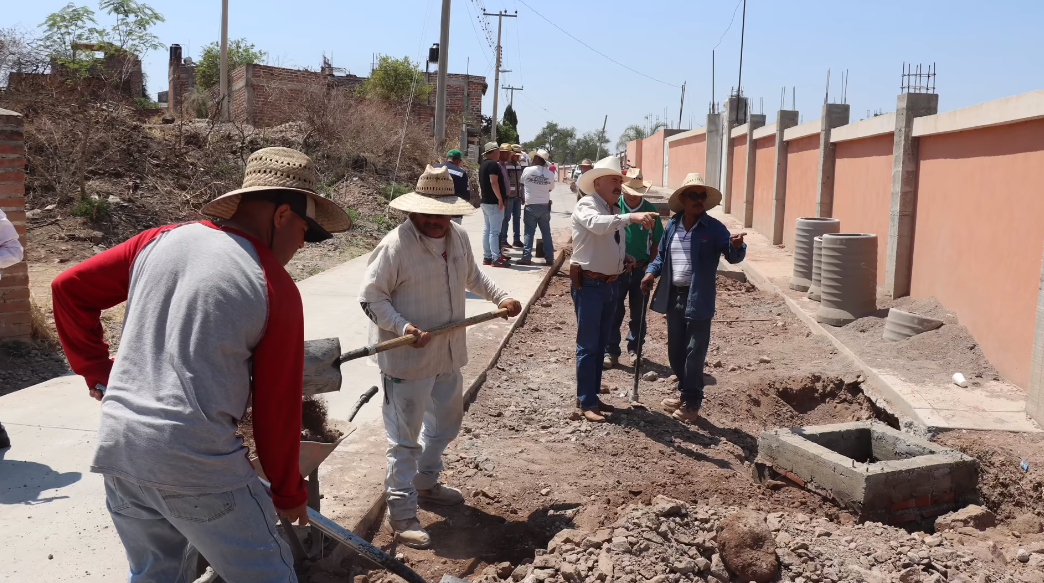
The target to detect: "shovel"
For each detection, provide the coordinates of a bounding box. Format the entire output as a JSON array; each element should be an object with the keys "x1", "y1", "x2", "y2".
[
  {"x1": 629, "y1": 292, "x2": 651, "y2": 409},
  {"x1": 303, "y1": 308, "x2": 511, "y2": 395}
]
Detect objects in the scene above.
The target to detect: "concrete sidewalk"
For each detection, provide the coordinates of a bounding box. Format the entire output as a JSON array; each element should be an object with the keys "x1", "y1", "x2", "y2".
[
  {"x1": 708, "y1": 207, "x2": 1041, "y2": 433},
  {"x1": 0, "y1": 183, "x2": 577, "y2": 582}
]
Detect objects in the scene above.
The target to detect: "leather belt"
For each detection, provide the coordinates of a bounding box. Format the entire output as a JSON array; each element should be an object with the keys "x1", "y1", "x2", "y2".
[{"x1": 584, "y1": 270, "x2": 621, "y2": 283}]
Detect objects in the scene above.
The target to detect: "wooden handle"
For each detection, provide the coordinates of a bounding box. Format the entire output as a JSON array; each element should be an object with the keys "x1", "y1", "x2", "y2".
[{"x1": 338, "y1": 308, "x2": 511, "y2": 365}]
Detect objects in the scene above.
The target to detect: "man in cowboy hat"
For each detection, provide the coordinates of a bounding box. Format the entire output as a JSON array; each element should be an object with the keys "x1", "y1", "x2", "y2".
[
  {"x1": 570, "y1": 158, "x2": 595, "y2": 199},
  {"x1": 499, "y1": 144, "x2": 525, "y2": 251},
  {"x1": 433, "y1": 148, "x2": 471, "y2": 224},
  {"x1": 360, "y1": 165, "x2": 522, "y2": 548},
  {"x1": 604, "y1": 167, "x2": 664, "y2": 369},
  {"x1": 52, "y1": 147, "x2": 351, "y2": 582},
  {"x1": 519, "y1": 148, "x2": 556, "y2": 265},
  {"x1": 570, "y1": 156, "x2": 659, "y2": 422},
  {"x1": 478, "y1": 142, "x2": 511, "y2": 267},
  {"x1": 640, "y1": 173, "x2": 746, "y2": 422}
]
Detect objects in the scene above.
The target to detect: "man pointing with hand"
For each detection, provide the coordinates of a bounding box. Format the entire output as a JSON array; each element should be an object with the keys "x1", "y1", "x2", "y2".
[
  {"x1": 570, "y1": 156, "x2": 659, "y2": 422},
  {"x1": 641, "y1": 173, "x2": 746, "y2": 423}
]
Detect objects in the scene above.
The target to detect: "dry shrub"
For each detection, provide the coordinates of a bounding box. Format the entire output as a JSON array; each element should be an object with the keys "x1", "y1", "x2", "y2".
[{"x1": 29, "y1": 298, "x2": 57, "y2": 346}]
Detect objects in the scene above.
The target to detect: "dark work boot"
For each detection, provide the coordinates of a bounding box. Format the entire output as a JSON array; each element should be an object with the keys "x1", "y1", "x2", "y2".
[{"x1": 0, "y1": 423, "x2": 10, "y2": 449}]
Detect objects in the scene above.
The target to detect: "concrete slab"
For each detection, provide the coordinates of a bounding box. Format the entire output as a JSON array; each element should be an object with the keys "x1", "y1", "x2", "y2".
[
  {"x1": 709, "y1": 206, "x2": 1042, "y2": 433},
  {"x1": 0, "y1": 183, "x2": 579, "y2": 581}
]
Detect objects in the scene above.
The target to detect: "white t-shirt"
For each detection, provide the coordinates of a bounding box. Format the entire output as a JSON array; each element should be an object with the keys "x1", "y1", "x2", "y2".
[{"x1": 521, "y1": 165, "x2": 556, "y2": 205}]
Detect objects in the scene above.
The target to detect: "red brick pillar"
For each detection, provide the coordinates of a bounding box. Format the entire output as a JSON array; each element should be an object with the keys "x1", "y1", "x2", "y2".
[{"x1": 0, "y1": 108, "x2": 30, "y2": 342}]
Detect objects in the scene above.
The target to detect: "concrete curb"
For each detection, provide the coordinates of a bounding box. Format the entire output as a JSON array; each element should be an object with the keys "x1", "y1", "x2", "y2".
[
  {"x1": 734, "y1": 257, "x2": 921, "y2": 429},
  {"x1": 349, "y1": 245, "x2": 570, "y2": 540}
]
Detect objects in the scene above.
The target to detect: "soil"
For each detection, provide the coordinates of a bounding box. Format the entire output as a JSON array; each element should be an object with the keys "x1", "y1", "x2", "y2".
[
  {"x1": 237, "y1": 396, "x2": 343, "y2": 457},
  {"x1": 366, "y1": 270, "x2": 893, "y2": 583},
  {"x1": 831, "y1": 296, "x2": 1002, "y2": 386}
]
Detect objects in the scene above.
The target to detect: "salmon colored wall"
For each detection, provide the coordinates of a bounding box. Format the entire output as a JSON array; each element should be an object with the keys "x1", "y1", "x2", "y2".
[
  {"x1": 627, "y1": 141, "x2": 642, "y2": 169},
  {"x1": 666, "y1": 134, "x2": 707, "y2": 188},
  {"x1": 910, "y1": 119, "x2": 1044, "y2": 389},
  {"x1": 781, "y1": 135, "x2": 821, "y2": 250},
  {"x1": 727, "y1": 135, "x2": 747, "y2": 216},
  {"x1": 752, "y1": 136, "x2": 776, "y2": 237},
  {"x1": 641, "y1": 132, "x2": 667, "y2": 186},
  {"x1": 833, "y1": 134, "x2": 894, "y2": 283}
]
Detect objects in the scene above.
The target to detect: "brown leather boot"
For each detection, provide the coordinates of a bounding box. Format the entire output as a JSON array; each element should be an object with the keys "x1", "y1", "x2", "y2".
[
  {"x1": 661, "y1": 397, "x2": 682, "y2": 412},
  {"x1": 671, "y1": 405, "x2": 700, "y2": 423},
  {"x1": 581, "y1": 409, "x2": 606, "y2": 422}
]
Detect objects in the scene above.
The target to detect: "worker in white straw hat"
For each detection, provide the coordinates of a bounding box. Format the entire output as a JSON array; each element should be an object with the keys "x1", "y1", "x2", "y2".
[
  {"x1": 52, "y1": 147, "x2": 351, "y2": 582},
  {"x1": 360, "y1": 165, "x2": 522, "y2": 548},
  {"x1": 640, "y1": 172, "x2": 746, "y2": 423},
  {"x1": 569, "y1": 156, "x2": 659, "y2": 422}
]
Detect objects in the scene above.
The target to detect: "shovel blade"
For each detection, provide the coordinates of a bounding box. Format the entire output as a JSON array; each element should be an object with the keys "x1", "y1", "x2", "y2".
[{"x1": 304, "y1": 337, "x2": 342, "y2": 396}]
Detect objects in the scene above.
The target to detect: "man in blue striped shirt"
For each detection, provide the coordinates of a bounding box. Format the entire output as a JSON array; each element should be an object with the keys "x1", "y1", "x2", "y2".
[{"x1": 641, "y1": 173, "x2": 746, "y2": 422}]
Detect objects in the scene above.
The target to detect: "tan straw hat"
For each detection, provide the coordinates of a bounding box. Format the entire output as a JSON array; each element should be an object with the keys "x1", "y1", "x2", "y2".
[
  {"x1": 511, "y1": 144, "x2": 523, "y2": 153},
  {"x1": 390, "y1": 165, "x2": 477, "y2": 216},
  {"x1": 621, "y1": 167, "x2": 652, "y2": 197},
  {"x1": 535, "y1": 148, "x2": 551, "y2": 163},
  {"x1": 202, "y1": 147, "x2": 351, "y2": 240},
  {"x1": 577, "y1": 155, "x2": 624, "y2": 195},
  {"x1": 482, "y1": 141, "x2": 500, "y2": 155},
  {"x1": 668, "y1": 172, "x2": 723, "y2": 213}
]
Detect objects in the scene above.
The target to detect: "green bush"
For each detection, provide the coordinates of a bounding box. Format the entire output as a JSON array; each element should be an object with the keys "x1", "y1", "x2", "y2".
[
  {"x1": 346, "y1": 207, "x2": 361, "y2": 223},
  {"x1": 133, "y1": 97, "x2": 160, "y2": 109},
  {"x1": 72, "y1": 196, "x2": 111, "y2": 221},
  {"x1": 381, "y1": 182, "x2": 410, "y2": 200}
]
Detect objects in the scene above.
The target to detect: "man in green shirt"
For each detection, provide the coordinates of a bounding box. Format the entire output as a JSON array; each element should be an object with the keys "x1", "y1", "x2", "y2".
[{"x1": 604, "y1": 168, "x2": 664, "y2": 368}]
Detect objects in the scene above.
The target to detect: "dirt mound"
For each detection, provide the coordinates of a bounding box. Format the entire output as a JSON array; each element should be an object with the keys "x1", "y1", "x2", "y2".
[{"x1": 301, "y1": 396, "x2": 343, "y2": 443}]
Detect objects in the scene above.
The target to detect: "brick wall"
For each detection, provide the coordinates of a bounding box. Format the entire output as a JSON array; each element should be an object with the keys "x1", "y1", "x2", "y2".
[
  {"x1": 249, "y1": 65, "x2": 327, "y2": 128},
  {"x1": 0, "y1": 108, "x2": 30, "y2": 342}
]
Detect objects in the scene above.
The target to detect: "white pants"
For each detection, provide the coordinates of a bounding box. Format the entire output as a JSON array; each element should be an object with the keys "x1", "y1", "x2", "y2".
[{"x1": 381, "y1": 369, "x2": 464, "y2": 520}]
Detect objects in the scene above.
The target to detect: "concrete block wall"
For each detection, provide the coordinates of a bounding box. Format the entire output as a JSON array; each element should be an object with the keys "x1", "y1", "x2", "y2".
[
  {"x1": 751, "y1": 133, "x2": 776, "y2": 236},
  {"x1": 0, "y1": 108, "x2": 30, "y2": 342},
  {"x1": 664, "y1": 129, "x2": 708, "y2": 188}
]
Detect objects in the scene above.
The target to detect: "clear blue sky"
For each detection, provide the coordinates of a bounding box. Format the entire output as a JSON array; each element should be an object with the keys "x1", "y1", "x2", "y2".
[{"x1": 9, "y1": 0, "x2": 1044, "y2": 149}]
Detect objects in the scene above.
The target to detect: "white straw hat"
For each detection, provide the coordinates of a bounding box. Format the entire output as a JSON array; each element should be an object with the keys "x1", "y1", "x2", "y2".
[
  {"x1": 668, "y1": 173, "x2": 723, "y2": 213},
  {"x1": 535, "y1": 148, "x2": 551, "y2": 163},
  {"x1": 202, "y1": 147, "x2": 352, "y2": 237},
  {"x1": 390, "y1": 165, "x2": 477, "y2": 216},
  {"x1": 621, "y1": 167, "x2": 652, "y2": 197},
  {"x1": 577, "y1": 156, "x2": 624, "y2": 195}
]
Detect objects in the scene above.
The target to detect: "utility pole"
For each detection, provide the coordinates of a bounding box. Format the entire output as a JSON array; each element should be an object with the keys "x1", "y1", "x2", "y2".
[
  {"x1": 460, "y1": 58, "x2": 470, "y2": 156},
  {"x1": 736, "y1": 0, "x2": 747, "y2": 122},
  {"x1": 483, "y1": 10, "x2": 517, "y2": 142},
  {"x1": 595, "y1": 114, "x2": 608, "y2": 160},
  {"x1": 677, "y1": 81, "x2": 686, "y2": 129},
  {"x1": 434, "y1": 0, "x2": 451, "y2": 151},
  {"x1": 502, "y1": 84, "x2": 523, "y2": 107},
  {"x1": 219, "y1": 0, "x2": 229, "y2": 121}
]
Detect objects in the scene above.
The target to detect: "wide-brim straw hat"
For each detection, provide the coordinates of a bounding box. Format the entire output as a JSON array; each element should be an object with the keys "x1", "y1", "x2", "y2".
[
  {"x1": 499, "y1": 143, "x2": 513, "y2": 152},
  {"x1": 668, "y1": 172, "x2": 723, "y2": 213},
  {"x1": 621, "y1": 167, "x2": 652, "y2": 196},
  {"x1": 202, "y1": 147, "x2": 352, "y2": 239},
  {"x1": 577, "y1": 156, "x2": 624, "y2": 195},
  {"x1": 390, "y1": 165, "x2": 477, "y2": 216},
  {"x1": 535, "y1": 148, "x2": 551, "y2": 163},
  {"x1": 482, "y1": 141, "x2": 500, "y2": 155}
]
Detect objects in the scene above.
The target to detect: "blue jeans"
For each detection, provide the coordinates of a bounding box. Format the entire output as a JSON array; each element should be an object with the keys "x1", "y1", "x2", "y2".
[
  {"x1": 607, "y1": 269, "x2": 648, "y2": 357},
  {"x1": 522, "y1": 204, "x2": 554, "y2": 261},
  {"x1": 499, "y1": 198, "x2": 522, "y2": 245},
  {"x1": 480, "y1": 203, "x2": 504, "y2": 261},
  {"x1": 104, "y1": 474, "x2": 296, "y2": 583},
  {"x1": 666, "y1": 285, "x2": 712, "y2": 409},
  {"x1": 571, "y1": 277, "x2": 620, "y2": 409}
]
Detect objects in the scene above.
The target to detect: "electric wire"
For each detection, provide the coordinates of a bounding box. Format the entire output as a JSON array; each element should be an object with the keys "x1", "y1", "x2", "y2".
[{"x1": 392, "y1": 0, "x2": 434, "y2": 187}]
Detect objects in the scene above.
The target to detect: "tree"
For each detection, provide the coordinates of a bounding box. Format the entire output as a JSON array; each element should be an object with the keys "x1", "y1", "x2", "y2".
[
  {"x1": 94, "y1": 0, "x2": 164, "y2": 54},
  {"x1": 196, "y1": 38, "x2": 266, "y2": 90},
  {"x1": 38, "y1": 3, "x2": 98, "y2": 78},
  {"x1": 574, "y1": 129, "x2": 610, "y2": 163},
  {"x1": 616, "y1": 120, "x2": 666, "y2": 151},
  {"x1": 503, "y1": 103, "x2": 518, "y2": 129},
  {"x1": 358, "y1": 55, "x2": 430, "y2": 103},
  {"x1": 496, "y1": 122, "x2": 518, "y2": 145},
  {"x1": 523, "y1": 121, "x2": 575, "y2": 164}
]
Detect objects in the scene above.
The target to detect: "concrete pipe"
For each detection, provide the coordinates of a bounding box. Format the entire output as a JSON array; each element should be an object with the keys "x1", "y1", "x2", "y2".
[
  {"x1": 807, "y1": 236, "x2": 824, "y2": 302},
  {"x1": 882, "y1": 308, "x2": 944, "y2": 342},
  {"x1": 789, "y1": 217, "x2": 841, "y2": 291},
  {"x1": 816, "y1": 233, "x2": 878, "y2": 327}
]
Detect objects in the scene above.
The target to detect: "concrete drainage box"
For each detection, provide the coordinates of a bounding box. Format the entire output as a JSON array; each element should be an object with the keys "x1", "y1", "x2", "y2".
[{"x1": 756, "y1": 421, "x2": 978, "y2": 525}]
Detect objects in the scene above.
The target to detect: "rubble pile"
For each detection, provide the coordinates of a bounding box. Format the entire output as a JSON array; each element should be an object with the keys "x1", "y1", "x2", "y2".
[{"x1": 471, "y1": 497, "x2": 1044, "y2": 583}]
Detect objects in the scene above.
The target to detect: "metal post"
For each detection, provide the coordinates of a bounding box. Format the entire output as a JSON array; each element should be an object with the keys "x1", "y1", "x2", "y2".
[
  {"x1": 219, "y1": 0, "x2": 229, "y2": 121},
  {"x1": 677, "y1": 82, "x2": 686, "y2": 129},
  {"x1": 434, "y1": 0, "x2": 451, "y2": 151},
  {"x1": 595, "y1": 114, "x2": 607, "y2": 160},
  {"x1": 484, "y1": 10, "x2": 517, "y2": 143},
  {"x1": 736, "y1": 0, "x2": 746, "y2": 106}
]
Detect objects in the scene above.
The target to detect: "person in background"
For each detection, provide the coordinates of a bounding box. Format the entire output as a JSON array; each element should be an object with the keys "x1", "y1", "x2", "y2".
[
  {"x1": 499, "y1": 144, "x2": 524, "y2": 251},
  {"x1": 432, "y1": 149, "x2": 471, "y2": 224},
  {"x1": 549, "y1": 161, "x2": 557, "y2": 175},
  {"x1": 478, "y1": 142, "x2": 511, "y2": 267},
  {"x1": 641, "y1": 173, "x2": 746, "y2": 422},
  {"x1": 570, "y1": 158, "x2": 595, "y2": 200},
  {"x1": 0, "y1": 208, "x2": 25, "y2": 450},
  {"x1": 360, "y1": 165, "x2": 521, "y2": 548},
  {"x1": 604, "y1": 168, "x2": 663, "y2": 369},
  {"x1": 51, "y1": 147, "x2": 352, "y2": 582},
  {"x1": 569, "y1": 156, "x2": 658, "y2": 422},
  {"x1": 519, "y1": 148, "x2": 531, "y2": 168},
  {"x1": 518, "y1": 148, "x2": 556, "y2": 265}
]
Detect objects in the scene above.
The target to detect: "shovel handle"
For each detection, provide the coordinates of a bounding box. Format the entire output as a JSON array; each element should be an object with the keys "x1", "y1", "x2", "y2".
[
  {"x1": 306, "y1": 508, "x2": 428, "y2": 583},
  {"x1": 338, "y1": 308, "x2": 511, "y2": 365}
]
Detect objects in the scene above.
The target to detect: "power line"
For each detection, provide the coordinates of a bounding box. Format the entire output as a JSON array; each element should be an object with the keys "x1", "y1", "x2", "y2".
[
  {"x1": 463, "y1": 0, "x2": 494, "y2": 69},
  {"x1": 712, "y1": 0, "x2": 743, "y2": 51},
  {"x1": 515, "y1": 0, "x2": 680, "y2": 88},
  {"x1": 512, "y1": 0, "x2": 524, "y2": 86}
]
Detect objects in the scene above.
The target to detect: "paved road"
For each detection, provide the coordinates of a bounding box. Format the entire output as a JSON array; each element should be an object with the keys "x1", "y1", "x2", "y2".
[{"x1": 0, "y1": 181, "x2": 577, "y2": 582}]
